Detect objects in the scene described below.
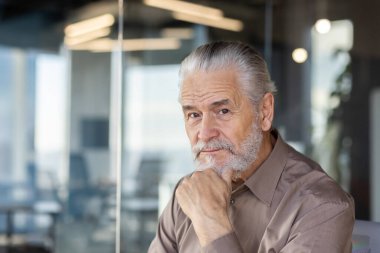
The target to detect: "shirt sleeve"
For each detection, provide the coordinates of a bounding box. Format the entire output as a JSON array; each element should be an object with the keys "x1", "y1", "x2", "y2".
[
  {"x1": 280, "y1": 196, "x2": 355, "y2": 253},
  {"x1": 201, "y1": 232, "x2": 244, "y2": 253},
  {"x1": 148, "y1": 195, "x2": 178, "y2": 253}
]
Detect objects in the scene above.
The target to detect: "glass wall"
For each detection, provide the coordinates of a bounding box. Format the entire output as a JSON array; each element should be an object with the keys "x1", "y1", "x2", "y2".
[
  {"x1": 0, "y1": 0, "x2": 380, "y2": 252},
  {"x1": 0, "y1": 1, "x2": 120, "y2": 252}
]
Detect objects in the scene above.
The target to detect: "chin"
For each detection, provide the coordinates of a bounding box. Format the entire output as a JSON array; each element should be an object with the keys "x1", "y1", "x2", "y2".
[
  {"x1": 195, "y1": 159, "x2": 247, "y2": 176},
  {"x1": 195, "y1": 156, "x2": 230, "y2": 173}
]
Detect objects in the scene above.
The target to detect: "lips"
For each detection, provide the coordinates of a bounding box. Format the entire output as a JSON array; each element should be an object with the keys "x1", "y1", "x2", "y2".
[
  {"x1": 199, "y1": 149, "x2": 224, "y2": 156},
  {"x1": 201, "y1": 148, "x2": 222, "y2": 153},
  {"x1": 195, "y1": 149, "x2": 221, "y2": 159}
]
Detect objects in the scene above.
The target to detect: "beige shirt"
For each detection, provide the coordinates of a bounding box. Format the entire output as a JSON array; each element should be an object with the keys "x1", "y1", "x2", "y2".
[{"x1": 148, "y1": 132, "x2": 355, "y2": 253}]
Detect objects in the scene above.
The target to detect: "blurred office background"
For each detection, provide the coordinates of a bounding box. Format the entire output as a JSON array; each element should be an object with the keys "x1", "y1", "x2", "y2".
[{"x1": 0, "y1": 0, "x2": 379, "y2": 252}]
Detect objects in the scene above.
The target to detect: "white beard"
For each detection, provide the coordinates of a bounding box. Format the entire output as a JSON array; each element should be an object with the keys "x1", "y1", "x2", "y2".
[{"x1": 192, "y1": 120, "x2": 263, "y2": 175}]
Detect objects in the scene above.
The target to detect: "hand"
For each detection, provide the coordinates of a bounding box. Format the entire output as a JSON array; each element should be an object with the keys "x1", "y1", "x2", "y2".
[{"x1": 175, "y1": 168, "x2": 234, "y2": 246}]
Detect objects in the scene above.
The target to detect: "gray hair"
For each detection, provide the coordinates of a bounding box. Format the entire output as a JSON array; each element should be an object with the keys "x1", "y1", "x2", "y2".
[{"x1": 179, "y1": 41, "x2": 277, "y2": 105}]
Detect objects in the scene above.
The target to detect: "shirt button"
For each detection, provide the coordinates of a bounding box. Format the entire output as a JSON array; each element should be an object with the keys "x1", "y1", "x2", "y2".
[{"x1": 230, "y1": 199, "x2": 235, "y2": 205}]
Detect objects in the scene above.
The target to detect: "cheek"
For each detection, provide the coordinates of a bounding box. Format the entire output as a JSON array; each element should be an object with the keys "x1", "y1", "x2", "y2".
[
  {"x1": 185, "y1": 124, "x2": 197, "y2": 144},
  {"x1": 226, "y1": 120, "x2": 252, "y2": 145},
  {"x1": 220, "y1": 124, "x2": 241, "y2": 145}
]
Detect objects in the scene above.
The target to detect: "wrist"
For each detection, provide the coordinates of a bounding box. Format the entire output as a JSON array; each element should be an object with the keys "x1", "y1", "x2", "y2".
[{"x1": 192, "y1": 214, "x2": 233, "y2": 246}]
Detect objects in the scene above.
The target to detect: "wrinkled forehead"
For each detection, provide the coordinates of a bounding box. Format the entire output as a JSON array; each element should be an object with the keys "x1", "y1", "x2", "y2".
[{"x1": 179, "y1": 68, "x2": 245, "y2": 103}]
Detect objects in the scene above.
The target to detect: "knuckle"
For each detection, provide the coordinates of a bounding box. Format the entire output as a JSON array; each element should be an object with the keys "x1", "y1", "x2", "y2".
[
  {"x1": 208, "y1": 168, "x2": 217, "y2": 175},
  {"x1": 192, "y1": 171, "x2": 202, "y2": 177},
  {"x1": 175, "y1": 188, "x2": 181, "y2": 197},
  {"x1": 181, "y1": 177, "x2": 190, "y2": 186},
  {"x1": 176, "y1": 187, "x2": 184, "y2": 198}
]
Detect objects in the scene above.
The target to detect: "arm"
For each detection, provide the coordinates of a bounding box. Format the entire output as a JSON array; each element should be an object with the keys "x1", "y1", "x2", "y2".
[
  {"x1": 280, "y1": 197, "x2": 355, "y2": 253},
  {"x1": 176, "y1": 169, "x2": 244, "y2": 253},
  {"x1": 201, "y1": 232, "x2": 244, "y2": 253},
  {"x1": 148, "y1": 195, "x2": 178, "y2": 253}
]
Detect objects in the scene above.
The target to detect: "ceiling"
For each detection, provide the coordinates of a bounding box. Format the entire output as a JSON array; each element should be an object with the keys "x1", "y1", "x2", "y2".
[
  {"x1": 2, "y1": 0, "x2": 373, "y2": 53},
  {"x1": 0, "y1": 0, "x2": 276, "y2": 51}
]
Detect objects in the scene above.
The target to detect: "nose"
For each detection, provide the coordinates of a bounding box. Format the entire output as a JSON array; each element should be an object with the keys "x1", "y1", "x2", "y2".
[{"x1": 197, "y1": 114, "x2": 219, "y2": 142}]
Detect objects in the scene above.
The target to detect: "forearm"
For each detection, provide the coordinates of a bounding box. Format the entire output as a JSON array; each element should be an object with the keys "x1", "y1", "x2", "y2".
[
  {"x1": 192, "y1": 211, "x2": 233, "y2": 246},
  {"x1": 201, "y1": 232, "x2": 244, "y2": 253}
]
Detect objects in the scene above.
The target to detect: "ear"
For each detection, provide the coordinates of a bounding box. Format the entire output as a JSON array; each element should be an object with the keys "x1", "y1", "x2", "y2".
[{"x1": 259, "y1": 93, "x2": 274, "y2": 131}]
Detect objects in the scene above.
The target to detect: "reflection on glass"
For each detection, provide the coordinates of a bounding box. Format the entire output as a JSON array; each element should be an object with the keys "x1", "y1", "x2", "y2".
[
  {"x1": 0, "y1": 48, "x2": 64, "y2": 253},
  {"x1": 58, "y1": 49, "x2": 117, "y2": 253},
  {"x1": 121, "y1": 64, "x2": 194, "y2": 252},
  {"x1": 311, "y1": 20, "x2": 353, "y2": 191},
  {"x1": 0, "y1": 8, "x2": 118, "y2": 253}
]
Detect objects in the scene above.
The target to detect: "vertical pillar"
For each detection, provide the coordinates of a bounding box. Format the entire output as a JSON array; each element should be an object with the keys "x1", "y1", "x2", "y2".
[
  {"x1": 11, "y1": 49, "x2": 27, "y2": 182},
  {"x1": 371, "y1": 88, "x2": 380, "y2": 221}
]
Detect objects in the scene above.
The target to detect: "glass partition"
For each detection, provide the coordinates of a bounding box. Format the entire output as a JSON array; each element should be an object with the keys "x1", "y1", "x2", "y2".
[
  {"x1": 0, "y1": 1, "x2": 121, "y2": 252},
  {"x1": 1, "y1": 0, "x2": 380, "y2": 252},
  {"x1": 0, "y1": 46, "x2": 69, "y2": 252}
]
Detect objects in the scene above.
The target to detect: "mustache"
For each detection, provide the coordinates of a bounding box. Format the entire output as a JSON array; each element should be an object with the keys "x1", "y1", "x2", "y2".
[{"x1": 192, "y1": 138, "x2": 236, "y2": 159}]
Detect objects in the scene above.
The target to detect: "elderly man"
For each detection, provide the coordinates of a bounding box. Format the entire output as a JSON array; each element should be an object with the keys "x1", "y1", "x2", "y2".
[{"x1": 148, "y1": 41, "x2": 354, "y2": 252}]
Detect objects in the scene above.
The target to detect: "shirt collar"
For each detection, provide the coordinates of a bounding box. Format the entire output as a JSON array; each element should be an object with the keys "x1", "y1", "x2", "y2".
[{"x1": 244, "y1": 130, "x2": 289, "y2": 206}]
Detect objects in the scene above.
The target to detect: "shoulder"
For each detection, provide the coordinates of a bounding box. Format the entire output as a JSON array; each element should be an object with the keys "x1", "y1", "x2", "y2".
[{"x1": 280, "y1": 143, "x2": 354, "y2": 211}]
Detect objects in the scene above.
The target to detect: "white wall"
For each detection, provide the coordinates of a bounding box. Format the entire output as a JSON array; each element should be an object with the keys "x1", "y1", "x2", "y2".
[{"x1": 70, "y1": 51, "x2": 112, "y2": 184}]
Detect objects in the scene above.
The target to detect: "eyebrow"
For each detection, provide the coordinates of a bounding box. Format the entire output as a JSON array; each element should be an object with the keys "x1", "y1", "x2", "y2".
[
  {"x1": 210, "y1": 99, "x2": 230, "y2": 108},
  {"x1": 182, "y1": 99, "x2": 230, "y2": 111}
]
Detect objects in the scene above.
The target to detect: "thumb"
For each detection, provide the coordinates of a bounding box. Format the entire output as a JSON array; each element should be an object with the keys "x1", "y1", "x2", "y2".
[{"x1": 221, "y1": 169, "x2": 234, "y2": 190}]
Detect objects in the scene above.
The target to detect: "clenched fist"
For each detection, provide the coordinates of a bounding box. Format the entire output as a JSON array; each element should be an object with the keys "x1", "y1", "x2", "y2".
[{"x1": 175, "y1": 168, "x2": 234, "y2": 246}]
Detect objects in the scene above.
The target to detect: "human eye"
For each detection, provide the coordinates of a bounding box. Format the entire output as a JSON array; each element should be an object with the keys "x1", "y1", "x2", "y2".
[
  {"x1": 218, "y1": 108, "x2": 230, "y2": 115},
  {"x1": 187, "y1": 112, "x2": 201, "y2": 119}
]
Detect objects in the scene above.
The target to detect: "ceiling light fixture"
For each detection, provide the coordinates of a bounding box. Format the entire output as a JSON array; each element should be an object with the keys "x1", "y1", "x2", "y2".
[
  {"x1": 64, "y1": 27, "x2": 111, "y2": 46},
  {"x1": 122, "y1": 38, "x2": 181, "y2": 51},
  {"x1": 68, "y1": 38, "x2": 181, "y2": 52},
  {"x1": 292, "y1": 48, "x2": 308, "y2": 63},
  {"x1": 172, "y1": 12, "x2": 243, "y2": 32},
  {"x1": 161, "y1": 28, "x2": 194, "y2": 39},
  {"x1": 143, "y1": 0, "x2": 243, "y2": 32},
  {"x1": 65, "y1": 14, "x2": 115, "y2": 38},
  {"x1": 315, "y1": 19, "x2": 331, "y2": 34},
  {"x1": 144, "y1": 0, "x2": 223, "y2": 19}
]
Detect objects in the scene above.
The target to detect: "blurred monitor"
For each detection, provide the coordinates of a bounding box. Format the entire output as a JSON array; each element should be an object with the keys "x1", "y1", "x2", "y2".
[{"x1": 81, "y1": 118, "x2": 109, "y2": 148}]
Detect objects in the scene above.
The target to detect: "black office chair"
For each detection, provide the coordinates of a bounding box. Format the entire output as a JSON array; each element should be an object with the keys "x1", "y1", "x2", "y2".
[
  {"x1": 67, "y1": 153, "x2": 110, "y2": 220},
  {"x1": 67, "y1": 153, "x2": 93, "y2": 219}
]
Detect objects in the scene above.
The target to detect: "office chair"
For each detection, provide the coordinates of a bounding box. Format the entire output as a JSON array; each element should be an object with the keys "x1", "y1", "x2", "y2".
[{"x1": 352, "y1": 219, "x2": 380, "y2": 253}]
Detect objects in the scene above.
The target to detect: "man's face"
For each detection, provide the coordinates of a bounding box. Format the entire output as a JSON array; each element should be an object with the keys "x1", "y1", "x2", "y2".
[{"x1": 180, "y1": 69, "x2": 263, "y2": 174}]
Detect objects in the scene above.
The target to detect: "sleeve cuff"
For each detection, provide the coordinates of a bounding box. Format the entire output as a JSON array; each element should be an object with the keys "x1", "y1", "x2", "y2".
[{"x1": 201, "y1": 232, "x2": 243, "y2": 253}]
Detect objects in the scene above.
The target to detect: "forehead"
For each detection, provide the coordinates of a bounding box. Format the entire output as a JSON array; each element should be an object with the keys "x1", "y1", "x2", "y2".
[{"x1": 180, "y1": 69, "x2": 245, "y2": 105}]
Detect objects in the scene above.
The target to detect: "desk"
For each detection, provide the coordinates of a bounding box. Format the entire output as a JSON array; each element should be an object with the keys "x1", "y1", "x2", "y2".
[
  {"x1": 0, "y1": 204, "x2": 33, "y2": 253},
  {"x1": 0, "y1": 201, "x2": 61, "y2": 253}
]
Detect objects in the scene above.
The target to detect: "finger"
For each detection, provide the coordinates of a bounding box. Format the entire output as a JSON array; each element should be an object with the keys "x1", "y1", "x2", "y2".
[
  {"x1": 221, "y1": 169, "x2": 234, "y2": 189},
  {"x1": 176, "y1": 177, "x2": 191, "y2": 198}
]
